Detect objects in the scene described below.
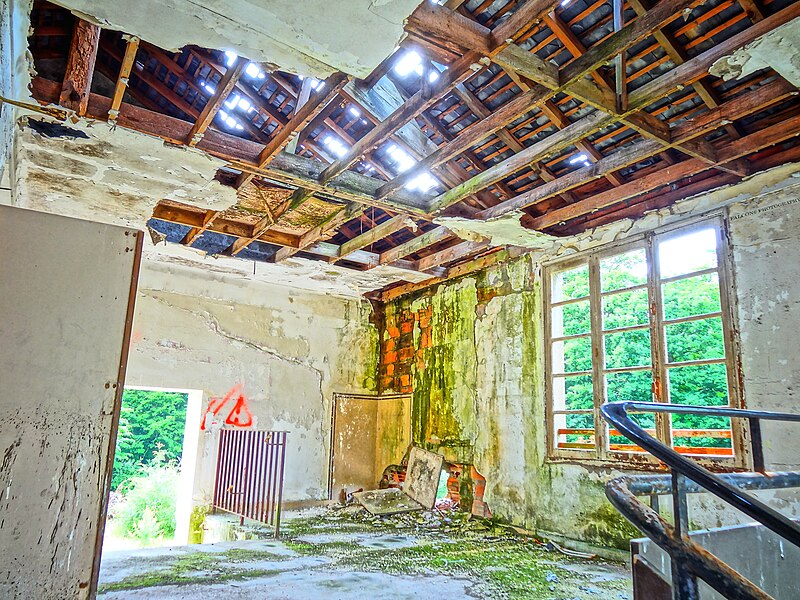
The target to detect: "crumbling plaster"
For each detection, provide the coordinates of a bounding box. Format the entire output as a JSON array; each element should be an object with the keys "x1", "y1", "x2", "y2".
[
  {"x1": 382, "y1": 165, "x2": 800, "y2": 550},
  {"x1": 49, "y1": 0, "x2": 424, "y2": 79},
  {"x1": 125, "y1": 257, "x2": 380, "y2": 508}
]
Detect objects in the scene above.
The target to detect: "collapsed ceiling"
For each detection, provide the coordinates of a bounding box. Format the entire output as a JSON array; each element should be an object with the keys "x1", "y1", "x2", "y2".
[{"x1": 17, "y1": 0, "x2": 800, "y2": 299}]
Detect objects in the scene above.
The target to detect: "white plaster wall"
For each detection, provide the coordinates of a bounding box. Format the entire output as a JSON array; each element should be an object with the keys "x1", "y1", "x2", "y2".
[{"x1": 124, "y1": 257, "x2": 379, "y2": 510}]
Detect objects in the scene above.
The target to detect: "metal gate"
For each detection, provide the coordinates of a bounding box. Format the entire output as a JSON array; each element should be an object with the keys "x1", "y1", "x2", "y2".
[{"x1": 212, "y1": 430, "x2": 288, "y2": 537}]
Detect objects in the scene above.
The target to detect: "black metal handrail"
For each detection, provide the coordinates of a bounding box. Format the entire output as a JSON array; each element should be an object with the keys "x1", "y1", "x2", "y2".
[{"x1": 601, "y1": 401, "x2": 800, "y2": 600}]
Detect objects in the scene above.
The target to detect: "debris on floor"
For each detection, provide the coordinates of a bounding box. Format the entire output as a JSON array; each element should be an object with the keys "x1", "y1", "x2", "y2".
[{"x1": 98, "y1": 504, "x2": 632, "y2": 599}]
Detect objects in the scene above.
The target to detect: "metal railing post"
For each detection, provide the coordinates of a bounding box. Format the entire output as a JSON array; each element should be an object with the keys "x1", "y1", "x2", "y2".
[{"x1": 670, "y1": 471, "x2": 699, "y2": 600}]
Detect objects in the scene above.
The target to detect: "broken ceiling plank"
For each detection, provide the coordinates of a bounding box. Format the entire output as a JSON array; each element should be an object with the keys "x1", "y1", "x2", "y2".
[
  {"x1": 371, "y1": 246, "x2": 525, "y2": 303},
  {"x1": 108, "y1": 35, "x2": 139, "y2": 122},
  {"x1": 238, "y1": 71, "x2": 350, "y2": 188},
  {"x1": 60, "y1": 18, "x2": 100, "y2": 115},
  {"x1": 476, "y1": 78, "x2": 795, "y2": 220},
  {"x1": 187, "y1": 56, "x2": 247, "y2": 147},
  {"x1": 527, "y1": 113, "x2": 800, "y2": 230},
  {"x1": 404, "y1": 1, "x2": 493, "y2": 56},
  {"x1": 338, "y1": 214, "x2": 415, "y2": 258},
  {"x1": 318, "y1": 50, "x2": 483, "y2": 185},
  {"x1": 379, "y1": 226, "x2": 454, "y2": 265}
]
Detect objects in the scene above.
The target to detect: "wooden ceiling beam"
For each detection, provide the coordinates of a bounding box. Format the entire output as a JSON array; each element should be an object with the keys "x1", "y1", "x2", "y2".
[
  {"x1": 427, "y1": 0, "x2": 800, "y2": 214},
  {"x1": 338, "y1": 214, "x2": 416, "y2": 258},
  {"x1": 378, "y1": 226, "x2": 455, "y2": 265},
  {"x1": 416, "y1": 239, "x2": 490, "y2": 271},
  {"x1": 628, "y1": 0, "x2": 743, "y2": 141},
  {"x1": 60, "y1": 18, "x2": 100, "y2": 115},
  {"x1": 187, "y1": 56, "x2": 247, "y2": 147}
]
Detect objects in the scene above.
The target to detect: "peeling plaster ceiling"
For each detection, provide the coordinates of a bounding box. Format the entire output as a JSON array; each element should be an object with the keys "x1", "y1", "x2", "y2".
[
  {"x1": 710, "y1": 16, "x2": 800, "y2": 88},
  {"x1": 50, "y1": 0, "x2": 425, "y2": 78},
  {"x1": 435, "y1": 213, "x2": 560, "y2": 248}
]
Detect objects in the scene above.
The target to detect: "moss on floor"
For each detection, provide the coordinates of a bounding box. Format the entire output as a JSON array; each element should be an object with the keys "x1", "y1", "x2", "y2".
[
  {"x1": 99, "y1": 548, "x2": 288, "y2": 593},
  {"x1": 281, "y1": 508, "x2": 631, "y2": 600},
  {"x1": 100, "y1": 509, "x2": 631, "y2": 599}
]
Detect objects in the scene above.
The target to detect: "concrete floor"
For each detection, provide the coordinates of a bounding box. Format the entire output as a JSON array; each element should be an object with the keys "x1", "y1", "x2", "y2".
[{"x1": 98, "y1": 508, "x2": 633, "y2": 599}]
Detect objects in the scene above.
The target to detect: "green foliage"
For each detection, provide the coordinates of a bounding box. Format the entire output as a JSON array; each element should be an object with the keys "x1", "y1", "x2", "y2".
[
  {"x1": 555, "y1": 246, "x2": 732, "y2": 451},
  {"x1": 112, "y1": 389, "x2": 188, "y2": 490},
  {"x1": 115, "y1": 452, "x2": 180, "y2": 543}
]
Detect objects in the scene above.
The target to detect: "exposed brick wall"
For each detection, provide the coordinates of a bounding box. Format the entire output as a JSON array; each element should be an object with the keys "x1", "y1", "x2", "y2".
[{"x1": 379, "y1": 301, "x2": 432, "y2": 394}]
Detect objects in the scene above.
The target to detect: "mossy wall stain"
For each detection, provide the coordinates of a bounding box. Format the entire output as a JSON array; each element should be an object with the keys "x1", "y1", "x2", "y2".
[{"x1": 377, "y1": 254, "x2": 638, "y2": 550}]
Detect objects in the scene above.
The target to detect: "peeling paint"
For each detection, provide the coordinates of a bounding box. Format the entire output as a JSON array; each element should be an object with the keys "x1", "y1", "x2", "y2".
[{"x1": 710, "y1": 16, "x2": 800, "y2": 87}]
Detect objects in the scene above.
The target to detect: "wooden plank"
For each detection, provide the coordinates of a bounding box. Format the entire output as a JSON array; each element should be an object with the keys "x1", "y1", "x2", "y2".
[
  {"x1": 494, "y1": 43, "x2": 559, "y2": 89},
  {"x1": 491, "y1": 0, "x2": 562, "y2": 48},
  {"x1": 187, "y1": 57, "x2": 247, "y2": 147},
  {"x1": 108, "y1": 36, "x2": 139, "y2": 122},
  {"x1": 429, "y1": 109, "x2": 614, "y2": 213},
  {"x1": 561, "y1": 0, "x2": 694, "y2": 88},
  {"x1": 60, "y1": 19, "x2": 100, "y2": 115},
  {"x1": 339, "y1": 214, "x2": 415, "y2": 258},
  {"x1": 379, "y1": 226, "x2": 453, "y2": 265},
  {"x1": 404, "y1": 1, "x2": 493, "y2": 56},
  {"x1": 629, "y1": 1, "x2": 800, "y2": 111},
  {"x1": 416, "y1": 240, "x2": 490, "y2": 271}
]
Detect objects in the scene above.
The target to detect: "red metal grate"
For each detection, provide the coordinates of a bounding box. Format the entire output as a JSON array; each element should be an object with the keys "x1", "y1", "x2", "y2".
[{"x1": 212, "y1": 429, "x2": 288, "y2": 537}]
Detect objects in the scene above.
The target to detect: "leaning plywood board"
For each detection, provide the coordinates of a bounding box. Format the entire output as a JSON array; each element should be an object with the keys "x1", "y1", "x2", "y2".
[
  {"x1": 0, "y1": 205, "x2": 141, "y2": 599},
  {"x1": 353, "y1": 447, "x2": 444, "y2": 515}
]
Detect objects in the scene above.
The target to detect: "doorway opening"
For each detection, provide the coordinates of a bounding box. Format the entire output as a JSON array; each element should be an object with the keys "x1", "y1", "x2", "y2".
[{"x1": 104, "y1": 386, "x2": 203, "y2": 550}]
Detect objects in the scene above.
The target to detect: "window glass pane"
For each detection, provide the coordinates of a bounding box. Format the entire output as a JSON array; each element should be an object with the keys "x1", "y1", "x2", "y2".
[
  {"x1": 602, "y1": 288, "x2": 649, "y2": 330},
  {"x1": 658, "y1": 227, "x2": 718, "y2": 279},
  {"x1": 552, "y1": 373, "x2": 594, "y2": 451},
  {"x1": 603, "y1": 329, "x2": 651, "y2": 369},
  {"x1": 552, "y1": 264, "x2": 589, "y2": 302},
  {"x1": 605, "y1": 370, "x2": 655, "y2": 452},
  {"x1": 667, "y1": 363, "x2": 729, "y2": 408},
  {"x1": 608, "y1": 412, "x2": 655, "y2": 453},
  {"x1": 552, "y1": 337, "x2": 592, "y2": 374},
  {"x1": 552, "y1": 300, "x2": 590, "y2": 338},
  {"x1": 605, "y1": 370, "x2": 653, "y2": 404},
  {"x1": 600, "y1": 248, "x2": 647, "y2": 292},
  {"x1": 662, "y1": 273, "x2": 721, "y2": 321},
  {"x1": 665, "y1": 317, "x2": 725, "y2": 363}
]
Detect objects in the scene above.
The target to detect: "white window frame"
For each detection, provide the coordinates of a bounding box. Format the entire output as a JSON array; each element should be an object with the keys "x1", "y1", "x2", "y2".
[{"x1": 543, "y1": 215, "x2": 750, "y2": 470}]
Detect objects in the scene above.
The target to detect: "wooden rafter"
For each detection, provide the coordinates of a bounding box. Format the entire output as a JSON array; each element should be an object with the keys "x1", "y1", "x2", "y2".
[{"x1": 187, "y1": 56, "x2": 247, "y2": 147}]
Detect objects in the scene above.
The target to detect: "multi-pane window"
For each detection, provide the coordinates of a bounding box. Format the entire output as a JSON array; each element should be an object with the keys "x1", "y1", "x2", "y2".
[{"x1": 546, "y1": 220, "x2": 745, "y2": 466}]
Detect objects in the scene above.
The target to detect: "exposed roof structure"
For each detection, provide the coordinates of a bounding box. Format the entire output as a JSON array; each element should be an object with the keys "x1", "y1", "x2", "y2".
[{"x1": 26, "y1": 0, "x2": 800, "y2": 299}]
